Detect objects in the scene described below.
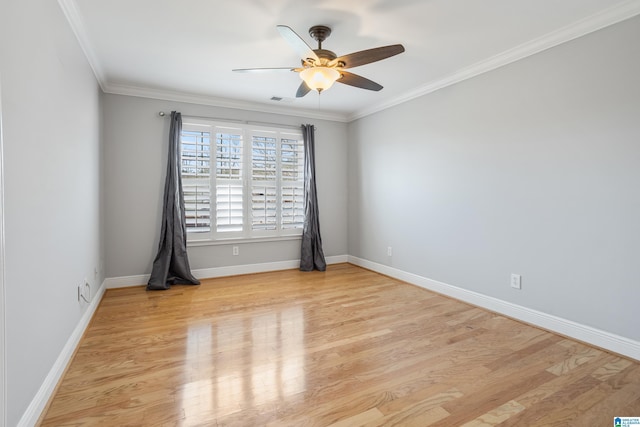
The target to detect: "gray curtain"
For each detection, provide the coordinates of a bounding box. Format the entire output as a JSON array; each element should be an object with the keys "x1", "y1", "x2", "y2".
[
  {"x1": 147, "y1": 111, "x2": 200, "y2": 290},
  {"x1": 300, "y1": 124, "x2": 327, "y2": 271}
]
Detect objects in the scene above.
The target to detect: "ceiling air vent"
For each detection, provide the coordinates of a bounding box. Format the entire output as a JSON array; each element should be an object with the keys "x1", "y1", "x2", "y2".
[{"x1": 270, "y1": 96, "x2": 294, "y2": 103}]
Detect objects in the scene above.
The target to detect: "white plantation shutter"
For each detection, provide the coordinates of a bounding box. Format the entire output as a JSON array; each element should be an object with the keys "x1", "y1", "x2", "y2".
[
  {"x1": 251, "y1": 135, "x2": 277, "y2": 231},
  {"x1": 281, "y1": 186, "x2": 304, "y2": 229},
  {"x1": 251, "y1": 185, "x2": 277, "y2": 230},
  {"x1": 180, "y1": 120, "x2": 304, "y2": 241},
  {"x1": 280, "y1": 137, "x2": 304, "y2": 229},
  {"x1": 181, "y1": 127, "x2": 211, "y2": 233},
  {"x1": 215, "y1": 130, "x2": 244, "y2": 234}
]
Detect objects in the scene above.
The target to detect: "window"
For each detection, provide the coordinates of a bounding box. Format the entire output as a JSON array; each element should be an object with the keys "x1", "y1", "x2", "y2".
[{"x1": 180, "y1": 119, "x2": 304, "y2": 241}]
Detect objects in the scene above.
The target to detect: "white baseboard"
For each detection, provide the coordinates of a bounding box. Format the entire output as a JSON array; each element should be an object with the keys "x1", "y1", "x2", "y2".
[
  {"x1": 192, "y1": 259, "x2": 298, "y2": 281},
  {"x1": 105, "y1": 255, "x2": 349, "y2": 289},
  {"x1": 20, "y1": 253, "x2": 640, "y2": 427},
  {"x1": 104, "y1": 273, "x2": 149, "y2": 289},
  {"x1": 17, "y1": 279, "x2": 107, "y2": 427},
  {"x1": 347, "y1": 256, "x2": 640, "y2": 361}
]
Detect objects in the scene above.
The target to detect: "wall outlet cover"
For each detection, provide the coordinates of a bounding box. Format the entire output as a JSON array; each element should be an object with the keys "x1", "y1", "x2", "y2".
[{"x1": 511, "y1": 274, "x2": 522, "y2": 290}]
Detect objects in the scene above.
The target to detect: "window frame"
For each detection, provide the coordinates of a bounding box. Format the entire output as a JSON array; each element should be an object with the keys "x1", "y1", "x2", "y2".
[{"x1": 180, "y1": 118, "x2": 305, "y2": 244}]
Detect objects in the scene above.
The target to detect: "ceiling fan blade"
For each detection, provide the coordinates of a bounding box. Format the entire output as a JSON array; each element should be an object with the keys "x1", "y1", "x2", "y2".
[
  {"x1": 337, "y1": 71, "x2": 383, "y2": 91},
  {"x1": 232, "y1": 67, "x2": 298, "y2": 73},
  {"x1": 296, "y1": 81, "x2": 311, "y2": 98},
  {"x1": 277, "y1": 25, "x2": 320, "y2": 63},
  {"x1": 330, "y1": 44, "x2": 405, "y2": 69}
]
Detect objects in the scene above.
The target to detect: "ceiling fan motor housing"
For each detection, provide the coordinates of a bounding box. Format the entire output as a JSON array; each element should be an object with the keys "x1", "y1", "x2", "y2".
[{"x1": 312, "y1": 49, "x2": 337, "y2": 64}]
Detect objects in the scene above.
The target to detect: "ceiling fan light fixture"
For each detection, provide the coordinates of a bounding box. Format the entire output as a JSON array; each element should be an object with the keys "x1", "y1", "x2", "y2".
[
  {"x1": 300, "y1": 67, "x2": 340, "y2": 92},
  {"x1": 235, "y1": 25, "x2": 405, "y2": 97}
]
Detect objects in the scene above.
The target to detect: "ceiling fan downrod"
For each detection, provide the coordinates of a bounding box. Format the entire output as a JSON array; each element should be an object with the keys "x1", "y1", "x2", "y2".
[{"x1": 309, "y1": 25, "x2": 331, "y2": 50}]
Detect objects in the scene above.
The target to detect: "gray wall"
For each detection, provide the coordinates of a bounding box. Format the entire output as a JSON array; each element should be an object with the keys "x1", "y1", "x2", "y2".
[
  {"x1": 103, "y1": 94, "x2": 348, "y2": 278},
  {"x1": 348, "y1": 15, "x2": 640, "y2": 341},
  {"x1": 0, "y1": 1, "x2": 104, "y2": 425}
]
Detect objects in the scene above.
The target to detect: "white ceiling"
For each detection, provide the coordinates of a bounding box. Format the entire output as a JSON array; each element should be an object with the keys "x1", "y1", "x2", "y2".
[{"x1": 60, "y1": 0, "x2": 640, "y2": 121}]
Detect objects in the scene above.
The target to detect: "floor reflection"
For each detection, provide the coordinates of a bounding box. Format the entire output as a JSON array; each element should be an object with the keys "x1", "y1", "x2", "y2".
[{"x1": 181, "y1": 305, "x2": 305, "y2": 418}]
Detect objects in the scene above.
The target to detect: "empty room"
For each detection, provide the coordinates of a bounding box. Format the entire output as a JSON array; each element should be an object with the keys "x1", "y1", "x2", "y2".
[{"x1": 1, "y1": 0, "x2": 640, "y2": 426}]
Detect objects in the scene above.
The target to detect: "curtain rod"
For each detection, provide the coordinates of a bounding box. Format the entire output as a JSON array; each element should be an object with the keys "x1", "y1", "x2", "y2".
[{"x1": 158, "y1": 111, "x2": 306, "y2": 130}]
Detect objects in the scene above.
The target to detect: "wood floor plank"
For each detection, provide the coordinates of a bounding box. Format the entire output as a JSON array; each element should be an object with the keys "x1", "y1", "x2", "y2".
[
  {"x1": 591, "y1": 357, "x2": 634, "y2": 381},
  {"x1": 326, "y1": 408, "x2": 384, "y2": 427},
  {"x1": 460, "y1": 399, "x2": 526, "y2": 427},
  {"x1": 38, "y1": 264, "x2": 640, "y2": 426}
]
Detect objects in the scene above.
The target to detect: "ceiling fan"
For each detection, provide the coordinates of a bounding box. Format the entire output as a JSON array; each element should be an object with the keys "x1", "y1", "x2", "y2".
[{"x1": 233, "y1": 25, "x2": 405, "y2": 97}]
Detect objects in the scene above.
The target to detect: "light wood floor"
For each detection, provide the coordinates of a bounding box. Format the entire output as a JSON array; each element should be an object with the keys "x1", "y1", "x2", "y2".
[{"x1": 39, "y1": 263, "x2": 640, "y2": 426}]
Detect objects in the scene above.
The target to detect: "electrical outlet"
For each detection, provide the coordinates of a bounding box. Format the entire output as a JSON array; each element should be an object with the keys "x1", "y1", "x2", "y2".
[
  {"x1": 78, "y1": 280, "x2": 91, "y2": 303},
  {"x1": 232, "y1": 246, "x2": 239, "y2": 256},
  {"x1": 84, "y1": 279, "x2": 91, "y2": 302},
  {"x1": 387, "y1": 246, "x2": 393, "y2": 257},
  {"x1": 511, "y1": 274, "x2": 522, "y2": 290}
]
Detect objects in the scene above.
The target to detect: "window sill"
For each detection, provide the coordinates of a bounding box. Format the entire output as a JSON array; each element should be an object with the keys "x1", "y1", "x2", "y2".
[{"x1": 187, "y1": 234, "x2": 302, "y2": 247}]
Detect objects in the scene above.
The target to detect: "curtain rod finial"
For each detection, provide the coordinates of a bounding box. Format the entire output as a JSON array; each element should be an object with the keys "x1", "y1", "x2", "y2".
[{"x1": 158, "y1": 111, "x2": 165, "y2": 117}]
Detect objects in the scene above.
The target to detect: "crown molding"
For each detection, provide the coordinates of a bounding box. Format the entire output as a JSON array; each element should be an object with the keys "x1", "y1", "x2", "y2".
[
  {"x1": 57, "y1": 0, "x2": 348, "y2": 121},
  {"x1": 349, "y1": 0, "x2": 640, "y2": 121},
  {"x1": 59, "y1": 0, "x2": 640, "y2": 123},
  {"x1": 57, "y1": 0, "x2": 107, "y2": 92},
  {"x1": 103, "y1": 82, "x2": 350, "y2": 122}
]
